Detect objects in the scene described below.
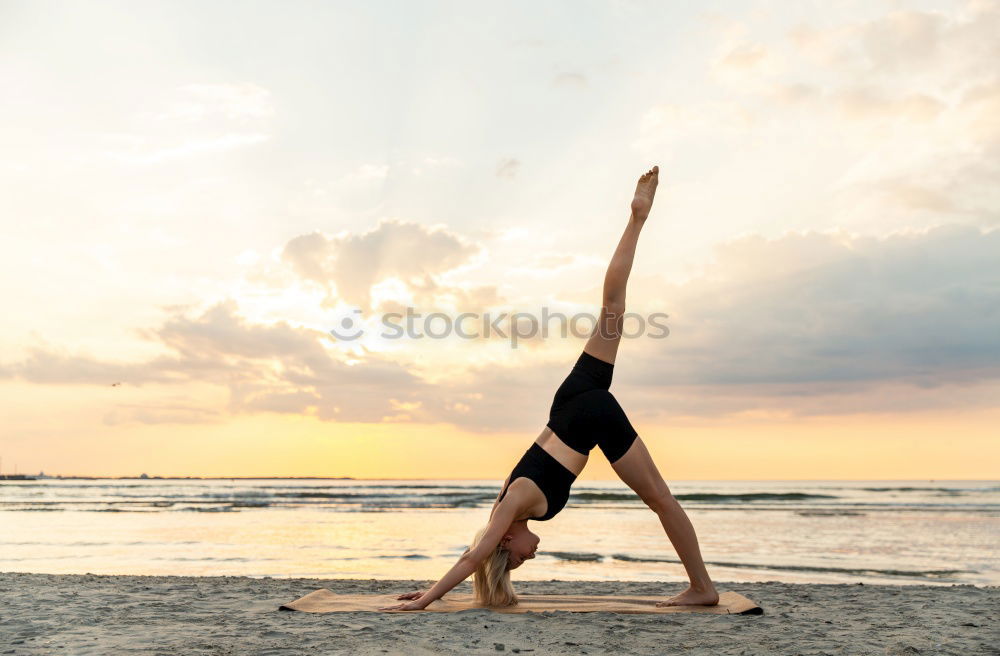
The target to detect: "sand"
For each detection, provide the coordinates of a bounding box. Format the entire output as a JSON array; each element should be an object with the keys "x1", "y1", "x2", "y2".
[{"x1": 0, "y1": 573, "x2": 995, "y2": 655}]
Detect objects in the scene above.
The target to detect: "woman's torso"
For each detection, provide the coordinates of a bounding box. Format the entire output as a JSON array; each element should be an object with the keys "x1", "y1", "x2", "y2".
[
  {"x1": 535, "y1": 426, "x2": 588, "y2": 476},
  {"x1": 495, "y1": 428, "x2": 585, "y2": 522},
  {"x1": 498, "y1": 351, "x2": 621, "y2": 521}
]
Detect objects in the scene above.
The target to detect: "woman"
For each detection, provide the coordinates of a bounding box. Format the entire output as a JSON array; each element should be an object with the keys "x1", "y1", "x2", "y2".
[{"x1": 380, "y1": 166, "x2": 718, "y2": 611}]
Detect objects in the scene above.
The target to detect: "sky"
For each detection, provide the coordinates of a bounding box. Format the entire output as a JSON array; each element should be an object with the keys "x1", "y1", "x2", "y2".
[{"x1": 1, "y1": 0, "x2": 998, "y2": 479}]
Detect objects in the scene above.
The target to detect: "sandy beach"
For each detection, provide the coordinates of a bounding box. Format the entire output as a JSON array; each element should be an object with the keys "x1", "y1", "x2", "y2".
[{"x1": 1, "y1": 573, "x2": 995, "y2": 655}]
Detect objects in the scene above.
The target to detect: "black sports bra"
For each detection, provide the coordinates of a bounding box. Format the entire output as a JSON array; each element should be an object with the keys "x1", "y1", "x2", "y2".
[{"x1": 496, "y1": 443, "x2": 577, "y2": 521}]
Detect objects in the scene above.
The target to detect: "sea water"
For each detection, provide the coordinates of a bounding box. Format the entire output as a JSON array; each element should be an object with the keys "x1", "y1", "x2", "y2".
[{"x1": 1, "y1": 479, "x2": 997, "y2": 585}]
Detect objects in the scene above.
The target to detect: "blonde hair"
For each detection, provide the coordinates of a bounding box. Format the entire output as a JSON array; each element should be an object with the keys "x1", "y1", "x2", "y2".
[{"x1": 466, "y1": 525, "x2": 518, "y2": 607}]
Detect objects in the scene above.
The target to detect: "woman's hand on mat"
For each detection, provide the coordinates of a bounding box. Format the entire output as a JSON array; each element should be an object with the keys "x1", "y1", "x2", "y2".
[
  {"x1": 395, "y1": 588, "x2": 428, "y2": 600},
  {"x1": 378, "y1": 600, "x2": 427, "y2": 611}
]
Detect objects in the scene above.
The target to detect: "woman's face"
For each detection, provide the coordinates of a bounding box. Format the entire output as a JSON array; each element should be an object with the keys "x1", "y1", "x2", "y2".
[{"x1": 503, "y1": 523, "x2": 540, "y2": 570}]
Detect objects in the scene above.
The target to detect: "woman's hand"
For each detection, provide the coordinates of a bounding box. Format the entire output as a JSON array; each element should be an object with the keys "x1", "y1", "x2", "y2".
[
  {"x1": 378, "y1": 599, "x2": 427, "y2": 611},
  {"x1": 395, "y1": 589, "x2": 427, "y2": 601},
  {"x1": 379, "y1": 507, "x2": 510, "y2": 614}
]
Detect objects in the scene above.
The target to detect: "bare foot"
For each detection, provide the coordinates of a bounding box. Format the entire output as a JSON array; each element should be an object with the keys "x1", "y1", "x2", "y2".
[
  {"x1": 630, "y1": 165, "x2": 659, "y2": 221},
  {"x1": 654, "y1": 585, "x2": 720, "y2": 608}
]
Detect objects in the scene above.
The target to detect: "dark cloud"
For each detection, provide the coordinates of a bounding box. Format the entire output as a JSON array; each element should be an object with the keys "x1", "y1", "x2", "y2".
[
  {"x1": 3, "y1": 300, "x2": 429, "y2": 424},
  {"x1": 617, "y1": 224, "x2": 1000, "y2": 416},
  {"x1": 5, "y1": 348, "x2": 179, "y2": 385},
  {"x1": 4, "y1": 224, "x2": 998, "y2": 428}
]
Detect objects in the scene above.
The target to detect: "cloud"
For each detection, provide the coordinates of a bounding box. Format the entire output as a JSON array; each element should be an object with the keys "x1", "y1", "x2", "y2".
[
  {"x1": 649, "y1": 2, "x2": 1000, "y2": 236},
  {"x1": 155, "y1": 83, "x2": 274, "y2": 122},
  {"x1": 411, "y1": 155, "x2": 461, "y2": 176},
  {"x1": 3, "y1": 348, "x2": 178, "y2": 385},
  {"x1": 776, "y1": 5, "x2": 1000, "y2": 109},
  {"x1": 528, "y1": 252, "x2": 577, "y2": 269},
  {"x1": 89, "y1": 82, "x2": 277, "y2": 166},
  {"x1": 0, "y1": 296, "x2": 563, "y2": 430},
  {"x1": 281, "y1": 219, "x2": 482, "y2": 310},
  {"x1": 961, "y1": 81, "x2": 1000, "y2": 144},
  {"x1": 635, "y1": 101, "x2": 753, "y2": 148},
  {"x1": 619, "y1": 223, "x2": 1000, "y2": 417},
  {"x1": 495, "y1": 158, "x2": 521, "y2": 179},
  {"x1": 113, "y1": 133, "x2": 270, "y2": 164},
  {"x1": 551, "y1": 72, "x2": 588, "y2": 89},
  {"x1": 868, "y1": 179, "x2": 960, "y2": 214},
  {"x1": 338, "y1": 163, "x2": 390, "y2": 183},
  {"x1": 3, "y1": 299, "x2": 431, "y2": 424},
  {"x1": 5, "y1": 223, "x2": 998, "y2": 428},
  {"x1": 104, "y1": 403, "x2": 223, "y2": 426},
  {"x1": 834, "y1": 88, "x2": 943, "y2": 122},
  {"x1": 717, "y1": 43, "x2": 768, "y2": 71}
]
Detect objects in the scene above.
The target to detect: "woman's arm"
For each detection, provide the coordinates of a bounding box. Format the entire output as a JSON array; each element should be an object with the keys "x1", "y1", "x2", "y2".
[
  {"x1": 379, "y1": 497, "x2": 521, "y2": 611},
  {"x1": 489, "y1": 475, "x2": 511, "y2": 520},
  {"x1": 392, "y1": 475, "x2": 513, "y2": 603}
]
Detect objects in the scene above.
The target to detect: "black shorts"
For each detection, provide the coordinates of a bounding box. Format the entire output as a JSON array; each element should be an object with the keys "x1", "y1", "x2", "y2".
[{"x1": 546, "y1": 350, "x2": 638, "y2": 464}]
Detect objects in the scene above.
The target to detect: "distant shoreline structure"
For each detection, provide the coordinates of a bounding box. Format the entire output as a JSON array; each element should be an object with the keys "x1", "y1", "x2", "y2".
[{"x1": 0, "y1": 475, "x2": 355, "y2": 481}]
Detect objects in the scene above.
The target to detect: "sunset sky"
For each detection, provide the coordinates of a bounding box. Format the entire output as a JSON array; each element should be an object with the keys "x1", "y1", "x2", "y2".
[{"x1": 1, "y1": 0, "x2": 998, "y2": 479}]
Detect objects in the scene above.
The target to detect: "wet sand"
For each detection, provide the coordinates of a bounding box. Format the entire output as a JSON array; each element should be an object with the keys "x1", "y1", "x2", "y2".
[{"x1": 0, "y1": 573, "x2": 995, "y2": 655}]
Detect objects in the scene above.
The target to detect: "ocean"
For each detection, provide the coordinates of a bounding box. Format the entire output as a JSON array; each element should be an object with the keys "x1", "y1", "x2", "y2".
[{"x1": 2, "y1": 479, "x2": 997, "y2": 586}]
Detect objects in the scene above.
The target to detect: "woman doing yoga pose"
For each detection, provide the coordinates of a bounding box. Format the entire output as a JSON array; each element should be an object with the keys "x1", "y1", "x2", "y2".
[{"x1": 380, "y1": 166, "x2": 718, "y2": 611}]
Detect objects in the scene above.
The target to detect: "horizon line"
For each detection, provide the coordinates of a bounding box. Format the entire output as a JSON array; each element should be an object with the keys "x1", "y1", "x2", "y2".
[{"x1": 2, "y1": 474, "x2": 997, "y2": 483}]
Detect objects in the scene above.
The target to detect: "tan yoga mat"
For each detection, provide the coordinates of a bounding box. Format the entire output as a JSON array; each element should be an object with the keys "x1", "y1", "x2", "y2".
[{"x1": 280, "y1": 589, "x2": 763, "y2": 615}]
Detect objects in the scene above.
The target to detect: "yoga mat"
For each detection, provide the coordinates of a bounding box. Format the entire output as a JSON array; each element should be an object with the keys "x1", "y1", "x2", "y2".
[{"x1": 280, "y1": 589, "x2": 763, "y2": 615}]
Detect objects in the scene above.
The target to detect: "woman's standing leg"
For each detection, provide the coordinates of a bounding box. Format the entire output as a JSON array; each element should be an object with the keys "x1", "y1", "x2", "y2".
[
  {"x1": 611, "y1": 439, "x2": 719, "y2": 606},
  {"x1": 583, "y1": 166, "x2": 658, "y2": 365},
  {"x1": 586, "y1": 166, "x2": 717, "y2": 606}
]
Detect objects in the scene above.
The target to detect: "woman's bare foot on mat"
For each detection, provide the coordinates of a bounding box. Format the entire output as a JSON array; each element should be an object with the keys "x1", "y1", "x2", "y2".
[
  {"x1": 630, "y1": 165, "x2": 659, "y2": 221},
  {"x1": 655, "y1": 585, "x2": 720, "y2": 607}
]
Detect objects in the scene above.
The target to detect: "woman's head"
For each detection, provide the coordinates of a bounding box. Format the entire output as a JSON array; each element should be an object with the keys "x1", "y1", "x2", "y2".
[
  {"x1": 467, "y1": 521, "x2": 540, "y2": 607},
  {"x1": 501, "y1": 520, "x2": 540, "y2": 570}
]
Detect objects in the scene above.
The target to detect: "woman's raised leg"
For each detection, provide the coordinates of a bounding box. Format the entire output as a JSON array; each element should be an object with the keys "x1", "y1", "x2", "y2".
[
  {"x1": 611, "y1": 437, "x2": 719, "y2": 606},
  {"x1": 583, "y1": 166, "x2": 658, "y2": 365}
]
